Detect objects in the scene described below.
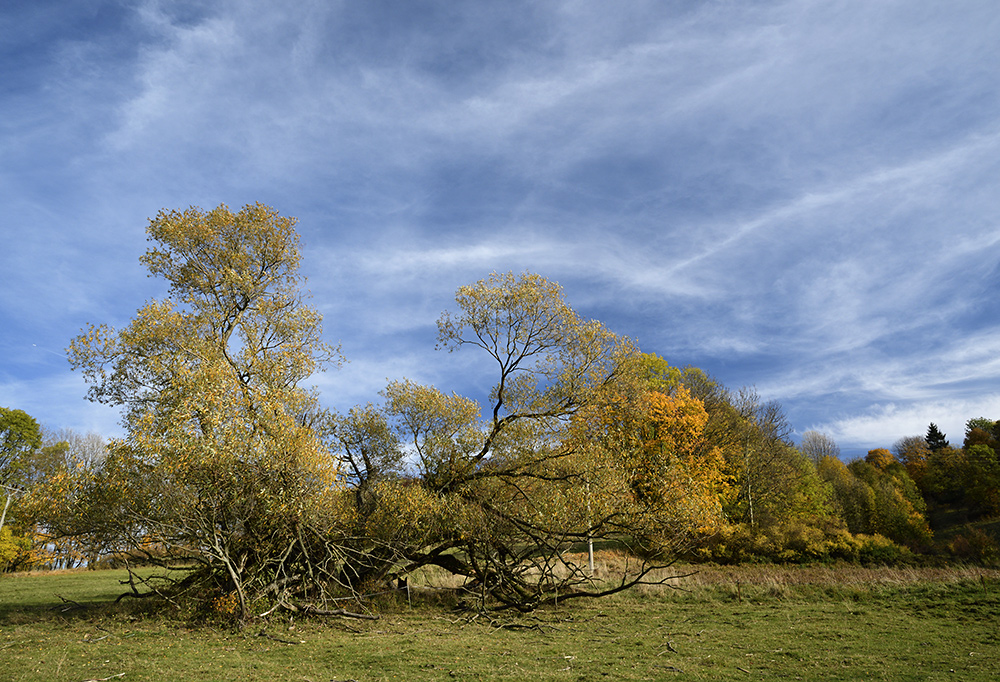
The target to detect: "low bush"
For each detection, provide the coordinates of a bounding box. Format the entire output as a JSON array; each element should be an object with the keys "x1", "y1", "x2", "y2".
[
  {"x1": 949, "y1": 527, "x2": 1000, "y2": 566},
  {"x1": 687, "y1": 522, "x2": 914, "y2": 565}
]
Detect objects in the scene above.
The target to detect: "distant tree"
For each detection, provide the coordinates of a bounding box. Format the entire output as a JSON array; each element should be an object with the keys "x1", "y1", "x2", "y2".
[
  {"x1": 963, "y1": 418, "x2": 999, "y2": 453},
  {"x1": 965, "y1": 444, "x2": 1000, "y2": 517},
  {"x1": 724, "y1": 387, "x2": 799, "y2": 527},
  {"x1": 926, "y1": 423, "x2": 949, "y2": 452},
  {"x1": 0, "y1": 407, "x2": 42, "y2": 532},
  {"x1": 42, "y1": 428, "x2": 108, "y2": 470},
  {"x1": 922, "y1": 446, "x2": 968, "y2": 505},
  {"x1": 762, "y1": 445, "x2": 835, "y2": 525},
  {"x1": 817, "y1": 456, "x2": 876, "y2": 536},
  {"x1": 0, "y1": 408, "x2": 41, "y2": 481},
  {"x1": 801, "y1": 431, "x2": 840, "y2": 465},
  {"x1": 854, "y1": 458, "x2": 931, "y2": 548},
  {"x1": 865, "y1": 448, "x2": 895, "y2": 470},
  {"x1": 965, "y1": 417, "x2": 996, "y2": 435},
  {"x1": 893, "y1": 436, "x2": 931, "y2": 490},
  {"x1": 13, "y1": 430, "x2": 111, "y2": 568},
  {"x1": 19, "y1": 440, "x2": 69, "y2": 487},
  {"x1": 820, "y1": 455, "x2": 931, "y2": 548},
  {"x1": 964, "y1": 428, "x2": 997, "y2": 455}
]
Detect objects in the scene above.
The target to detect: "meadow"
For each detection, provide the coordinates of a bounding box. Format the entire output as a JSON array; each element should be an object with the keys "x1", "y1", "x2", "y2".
[{"x1": 1, "y1": 559, "x2": 998, "y2": 681}]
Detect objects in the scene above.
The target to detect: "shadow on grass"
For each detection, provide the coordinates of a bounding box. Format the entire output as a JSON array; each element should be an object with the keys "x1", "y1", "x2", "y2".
[{"x1": 0, "y1": 568, "x2": 176, "y2": 624}]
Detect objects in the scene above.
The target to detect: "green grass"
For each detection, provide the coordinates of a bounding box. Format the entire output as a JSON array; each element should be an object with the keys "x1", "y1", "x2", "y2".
[{"x1": 2, "y1": 564, "x2": 999, "y2": 681}]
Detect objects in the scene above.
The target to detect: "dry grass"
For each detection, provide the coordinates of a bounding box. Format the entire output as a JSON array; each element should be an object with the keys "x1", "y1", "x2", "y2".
[
  {"x1": 401, "y1": 548, "x2": 1000, "y2": 606},
  {"x1": 663, "y1": 562, "x2": 999, "y2": 588}
]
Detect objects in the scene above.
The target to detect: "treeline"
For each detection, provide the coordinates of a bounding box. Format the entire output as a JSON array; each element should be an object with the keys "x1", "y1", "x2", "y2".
[
  {"x1": 689, "y1": 416, "x2": 1000, "y2": 566},
  {"x1": 573, "y1": 364, "x2": 999, "y2": 567},
  {"x1": 0, "y1": 204, "x2": 996, "y2": 623},
  {"x1": 7, "y1": 385, "x2": 992, "y2": 576},
  {"x1": 5, "y1": 398, "x2": 995, "y2": 575}
]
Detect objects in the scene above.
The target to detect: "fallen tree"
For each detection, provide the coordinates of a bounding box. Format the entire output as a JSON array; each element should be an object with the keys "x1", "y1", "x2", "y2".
[{"x1": 30, "y1": 206, "x2": 724, "y2": 623}]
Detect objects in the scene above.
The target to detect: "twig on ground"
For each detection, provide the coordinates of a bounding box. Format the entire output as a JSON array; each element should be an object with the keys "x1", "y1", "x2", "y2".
[
  {"x1": 277, "y1": 601, "x2": 379, "y2": 620},
  {"x1": 298, "y1": 605, "x2": 379, "y2": 620},
  {"x1": 657, "y1": 641, "x2": 679, "y2": 655},
  {"x1": 79, "y1": 673, "x2": 126, "y2": 682},
  {"x1": 257, "y1": 630, "x2": 304, "y2": 645},
  {"x1": 487, "y1": 618, "x2": 558, "y2": 634},
  {"x1": 55, "y1": 595, "x2": 85, "y2": 612}
]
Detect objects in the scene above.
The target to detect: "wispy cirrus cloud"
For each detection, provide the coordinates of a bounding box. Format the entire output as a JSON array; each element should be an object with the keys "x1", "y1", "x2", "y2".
[{"x1": 2, "y1": 0, "x2": 999, "y2": 453}]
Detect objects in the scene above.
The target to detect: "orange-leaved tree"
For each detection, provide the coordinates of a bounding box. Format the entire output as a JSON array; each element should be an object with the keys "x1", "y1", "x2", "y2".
[{"x1": 570, "y1": 372, "x2": 729, "y2": 558}]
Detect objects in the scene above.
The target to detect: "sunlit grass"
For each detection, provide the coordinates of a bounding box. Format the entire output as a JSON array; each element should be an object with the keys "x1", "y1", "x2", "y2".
[{"x1": 2, "y1": 558, "x2": 999, "y2": 681}]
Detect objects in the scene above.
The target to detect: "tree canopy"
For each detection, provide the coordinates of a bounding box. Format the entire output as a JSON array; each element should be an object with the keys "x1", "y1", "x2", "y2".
[
  {"x1": 51, "y1": 204, "x2": 340, "y2": 618},
  {"x1": 0, "y1": 407, "x2": 42, "y2": 533}
]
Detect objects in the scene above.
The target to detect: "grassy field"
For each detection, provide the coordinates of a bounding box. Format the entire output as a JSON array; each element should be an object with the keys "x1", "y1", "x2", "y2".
[{"x1": 2, "y1": 561, "x2": 999, "y2": 681}]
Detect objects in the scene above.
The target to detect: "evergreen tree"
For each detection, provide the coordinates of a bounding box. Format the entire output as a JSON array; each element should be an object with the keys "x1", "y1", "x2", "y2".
[{"x1": 925, "y1": 423, "x2": 949, "y2": 452}]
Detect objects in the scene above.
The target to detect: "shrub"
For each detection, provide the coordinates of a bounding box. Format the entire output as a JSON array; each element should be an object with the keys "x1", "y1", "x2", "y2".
[
  {"x1": 0, "y1": 528, "x2": 32, "y2": 572},
  {"x1": 855, "y1": 534, "x2": 907, "y2": 565},
  {"x1": 949, "y1": 528, "x2": 1000, "y2": 566},
  {"x1": 686, "y1": 522, "x2": 912, "y2": 565}
]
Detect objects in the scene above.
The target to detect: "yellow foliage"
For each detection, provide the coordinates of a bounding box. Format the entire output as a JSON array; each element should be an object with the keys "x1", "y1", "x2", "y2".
[
  {"x1": 212, "y1": 591, "x2": 241, "y2": 616},
  {"x1": 62, "y1": 204, "x2": 343, "y2": 605},
  {"x1": 865, "y1": 448, "x2": 895, "y2": 470},
  {"x1": 566, "y1": 377, "x2": 730, "y2": 551},
  {"x1": 0, "y1": 527, "x2": 32, "y2": 569}
]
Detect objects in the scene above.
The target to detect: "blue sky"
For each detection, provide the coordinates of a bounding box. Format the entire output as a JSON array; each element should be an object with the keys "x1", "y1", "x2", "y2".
[{"x1": 2, "y1": 0, "x2": 999, "y2": 457}]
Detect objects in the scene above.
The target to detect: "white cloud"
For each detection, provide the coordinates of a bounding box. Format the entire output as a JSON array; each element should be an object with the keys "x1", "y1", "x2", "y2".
[
  {"x1": 811, "y1": 395, "x2": 1000, "y2": 452},
  {"x1": 3, "y1": 0, "x2": 1000, "y2": 452}
]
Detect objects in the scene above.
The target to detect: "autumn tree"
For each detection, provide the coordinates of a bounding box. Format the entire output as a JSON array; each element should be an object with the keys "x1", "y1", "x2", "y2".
[
  {"x1": 957, "y1": 418, "x2": 1000, "y2": 515},
  {"x1": 893, "y1": 436, "x2": 930, "y2": 489},
  {"x1": 894, "y1": 418, "x2": 1000, "y2": 520},
  {"x1": 865, "y1": 448, "x2": 895, "y2": 470},
  {"x1": 818, "y1": 455, "x2": 931, "y2": 549},
  {"x1": 571, "y1": 378, "x2": 730, "y2": 553},
  {"x1": 0, "y1": 407, "x2": 42, "y2": 533},
  {"x1": 357, "y1": 272, "x2": 705, "y2": 610},
  {"x1": 849, "y1": 458, "x2": 931, "y2": 548},
  {"x1": 35, "y1": 204, "x2": 344, "y2": 620},
  {"x1": 964, "y1": 417, "x2": 999, "y2": 440},
  {"x1": 626, "y1": 386, "x2": 725, "y2": 513},
  {"x1": 817, "y1": 456, "x2": 875, "y2": 536},
  {"x1": 963, "y1": 417, "x2": 999, "y2": 454}
]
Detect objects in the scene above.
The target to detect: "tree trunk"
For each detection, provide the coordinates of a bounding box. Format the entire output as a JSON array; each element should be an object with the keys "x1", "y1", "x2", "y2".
[{"x1": 0, "y1": 492, "x2": 12, "y2": 533}]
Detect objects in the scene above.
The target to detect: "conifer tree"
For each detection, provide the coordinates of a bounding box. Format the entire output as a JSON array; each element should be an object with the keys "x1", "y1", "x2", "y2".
[{"x1": 925, "y1": 423, "x2": 949, "y2": 452}]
